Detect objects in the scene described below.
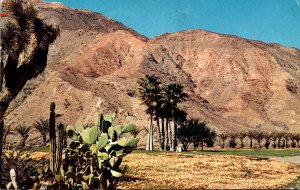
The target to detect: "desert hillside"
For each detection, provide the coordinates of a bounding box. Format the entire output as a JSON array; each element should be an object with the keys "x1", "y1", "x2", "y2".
[{"x1": 5, "y1": 0, "x2": 300, "y2": 133}]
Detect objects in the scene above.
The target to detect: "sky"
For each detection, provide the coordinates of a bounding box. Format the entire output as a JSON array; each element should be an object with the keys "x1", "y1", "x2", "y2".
[{"x1": 46, "y1": 0, "x2": 300, "y2": 49}]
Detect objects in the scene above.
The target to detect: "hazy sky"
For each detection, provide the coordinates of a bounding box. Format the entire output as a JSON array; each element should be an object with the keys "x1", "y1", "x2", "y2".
[{"x1": 46, "y1": 0, "x2": 300, "y2": 49}]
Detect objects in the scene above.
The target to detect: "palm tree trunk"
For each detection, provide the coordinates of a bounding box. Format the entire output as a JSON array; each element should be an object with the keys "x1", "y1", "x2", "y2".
[
  {"x1": 168, "y1": 119, "x2": 172, "y2": 151},
  {"x1": 146, "y1": 117, "x2": 151, "y2": 151},
  {"x1": 150, "y1": 114, "x2": 153, "y2": 151},
  {"x1": 161, "y1": 117, "x2": 165, "y2": 150},
  {"x1": 277, "y1": 138, "x2": 281, "y2": 148},
  {"x1": 250, "y1": 138, "x2": 253, "y2": 148},
  {"x1": 164, "y1": 118, "x2": 169, "y2": 150},
  {"x1": 43, "y1": 135, "x2": 47, "y2": 146},
  {"x1": 146, "y1": 112, "x2": 154, "y2": 151},
  {"x1": 170, "y1": 115, "x2": 176, "y2": 151},
  {"x1": 240, "y1": 139, "x2": 244, "y2": 148},
  {"x1": 156, "y1": 118, "x2": 163, "y2": 151}
]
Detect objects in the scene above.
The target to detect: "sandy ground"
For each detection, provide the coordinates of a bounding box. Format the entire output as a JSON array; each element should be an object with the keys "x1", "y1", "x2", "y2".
[
  {"x1": 29, "y1": 152, "x2": 300, "y2": 189},
  {"x1": 119, "y1": 153, "x2": 300, "y2": 189}
]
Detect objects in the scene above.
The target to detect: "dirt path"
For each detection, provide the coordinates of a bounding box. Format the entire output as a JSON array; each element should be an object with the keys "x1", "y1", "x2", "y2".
[
  {"x1": 271, "y1": 156, "x2": 300, "y2": 164},
  {"x1": 271, "y1": 156, "x2": 300, "y2": 189}
]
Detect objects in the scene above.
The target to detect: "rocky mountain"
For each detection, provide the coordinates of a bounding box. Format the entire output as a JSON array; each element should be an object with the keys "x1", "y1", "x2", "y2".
[{"x1": 5, "y1": 0, "x2": 300, "y2": 134}]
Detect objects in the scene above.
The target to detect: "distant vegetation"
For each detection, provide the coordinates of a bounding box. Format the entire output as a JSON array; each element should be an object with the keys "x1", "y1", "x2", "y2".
[{"x1": 137, "y1": 75, "x2": 300, "y2": 152}]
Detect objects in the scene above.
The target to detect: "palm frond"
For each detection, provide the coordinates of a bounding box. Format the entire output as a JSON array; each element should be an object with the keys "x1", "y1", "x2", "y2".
[
  {"x1": 33, "y1": 118, "x2": 49, "y2": 135},
  {"x1": 15, "y1": 124, "x2": 32, "y2": 138}
]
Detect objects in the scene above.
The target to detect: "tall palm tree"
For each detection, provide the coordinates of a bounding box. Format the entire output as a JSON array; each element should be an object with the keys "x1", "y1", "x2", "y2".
[
  {"x1": 161, "y1": 83, "x2": 188, "y2": 151},
  {"x1": 15, "y1": 124, "x2": 32, "y2": 149},
  {"x1": 32, "y1": 118, "x2": 49, "y2": 146},
  {"x1": 137, "y1": 75, "x2": 161, "y2": 151}
]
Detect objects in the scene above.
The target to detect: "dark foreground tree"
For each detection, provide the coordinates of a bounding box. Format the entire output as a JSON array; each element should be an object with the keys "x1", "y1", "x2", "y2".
[{"x1": 0, "y1": 0, "x2": 59, "y2": 179}]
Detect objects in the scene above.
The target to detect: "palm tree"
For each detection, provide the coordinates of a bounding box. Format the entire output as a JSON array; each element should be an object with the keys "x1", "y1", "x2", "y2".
[
  {"x1": 218, "y1": 132, "x2": 228, "y2": 149},
  {"x1": 3, "y1": 124, "x2": 14, "y2": 146},
  {"x1": 283, "y1": 132, "x2": 290, "y2": 148},
  {"x1": 137, "y1": 75, "x2": 161, "y2": 151},
  {"x1": 277, "y1": 132, "x2": 284, "y2": 148},
  {"x1": 206, "y1": 129, "x2": 217, "y2": 147},
  {"x1": 129, "y1": 124, "x2": 143, "y2": 138},
  {"x1": 263, "y1": 131, "x2": 272, "y2": 149},
  {"x1": 270, "y1": 132, "x2": 278, "y2": 149},
  {"x1": 228, "y1": 132, "x2": 238, "y2": 148},
  {"x1": 237, "y1": 131, "x2": 247, "y2": 148},
  {"x1": 296, "y1": 134, "x2": 300, "y2": 148},
  {"x1": 253, "y1": 130, "x2": 264, "y2": 148},
  {"x1": 32, "y1": 118, "x2": 49, "y2": 146},
  {"x1": 247, "y1": 130, "x2": 255, "y2": 148},
  {"x1": 15, "y1": 125, "x2": 32, "y2": 149},
  {"x1": 290, "y1": 133, "x2": 298, "y2": 148},
  {"x1": 161, "y1": 83, "x2": 188, "y2": 151}
]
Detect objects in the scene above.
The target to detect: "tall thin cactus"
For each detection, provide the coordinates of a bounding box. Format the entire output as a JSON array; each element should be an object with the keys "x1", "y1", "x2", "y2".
[
  {"x1": 56, "y1": 123, "x2": 64, "y2": 173},
  {"x1": 48, "y1": 102, "x2": 64, "y2": 174},
  {"x1": 49, "y1": 102, "x2": 56, "y2": 172}
]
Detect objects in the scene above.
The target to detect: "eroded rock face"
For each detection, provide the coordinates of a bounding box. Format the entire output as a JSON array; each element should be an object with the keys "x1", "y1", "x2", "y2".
[{"x1": 5, "y1": 1, "x2": 300, "y2": 133}]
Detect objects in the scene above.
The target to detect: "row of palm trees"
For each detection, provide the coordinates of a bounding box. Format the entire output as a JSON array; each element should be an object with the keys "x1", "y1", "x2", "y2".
[
  {"x1": 137, "y1": 75, "x2": 188, "y2": 151},
  {"x1": 217, "y1": 130, "x2": 300, "y2": 149},
  {"x1": 3, "y1": 119, "x2": 49, "y2": 148}
]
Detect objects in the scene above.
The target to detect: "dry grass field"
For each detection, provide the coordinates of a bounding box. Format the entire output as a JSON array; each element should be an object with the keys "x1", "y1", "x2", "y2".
[
  {"x1": 29, "y1": 151, "x2": 300, "y2": 189},
  {"x1": 119, "y1": 153, "x2": 300, "y2": 189}
]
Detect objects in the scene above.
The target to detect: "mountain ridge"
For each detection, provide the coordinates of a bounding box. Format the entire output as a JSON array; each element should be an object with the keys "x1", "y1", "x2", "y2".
[{"x1": 4, "y1": 0, "x2": 300, "y2": 138}]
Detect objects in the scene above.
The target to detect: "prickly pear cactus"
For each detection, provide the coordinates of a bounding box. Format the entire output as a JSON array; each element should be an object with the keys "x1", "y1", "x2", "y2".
[{"x1": 35, "y1": 112, "x2": 139, "y2": 190}]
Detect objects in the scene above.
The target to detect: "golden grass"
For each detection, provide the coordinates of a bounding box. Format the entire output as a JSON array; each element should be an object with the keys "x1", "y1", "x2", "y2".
[{"x1": 119, "y1": 153, "x2": 300, "y2": 189}]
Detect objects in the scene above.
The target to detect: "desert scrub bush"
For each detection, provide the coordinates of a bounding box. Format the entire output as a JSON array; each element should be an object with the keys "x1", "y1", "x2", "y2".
[
  {"x1": 34, "y1": 112, "x2": 139, "y2": 190},
  {"x1": 1, "y1": 148, "x2": 48, "y2": 189}
]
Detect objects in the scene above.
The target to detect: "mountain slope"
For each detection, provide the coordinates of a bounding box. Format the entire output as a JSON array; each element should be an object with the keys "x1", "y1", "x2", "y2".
[{"x1": 5, "y1": 1, "x2": 300, "y2": 134}]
